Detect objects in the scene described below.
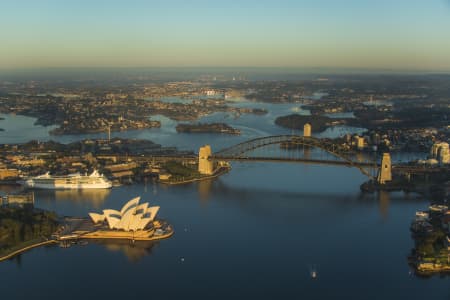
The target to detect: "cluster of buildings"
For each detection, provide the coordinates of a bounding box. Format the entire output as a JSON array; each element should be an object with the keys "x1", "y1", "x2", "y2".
[
  {"x1": 415, "y1": 142, "x2": 450, "y2": 166},
  {"x1": 0, "y1": 138, "x2": 194, "y2": 185},
  {"x1": 411, "y1": 204, "x2": 450, "y2": 274},
  {"x1": 339, "y1": 127, "x2": 447, "y2": 155},
  {"x1": 51, "y1": 115, "x2": 160, "y2": 135},
  {"x1": 0, "y1": 193, "x2": 34, "y2": 208}
]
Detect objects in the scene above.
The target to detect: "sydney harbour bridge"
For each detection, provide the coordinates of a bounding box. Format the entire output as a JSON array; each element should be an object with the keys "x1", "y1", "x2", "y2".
[
  {"x1": 206, "y1": 135, "x2": 447, "y2": 185},
  {"x1": 210, "y1": 135, "x2": 378, "y2": 178},
  {"x1": 109, "y1": 134, "x2": 445, "y2": 185}
]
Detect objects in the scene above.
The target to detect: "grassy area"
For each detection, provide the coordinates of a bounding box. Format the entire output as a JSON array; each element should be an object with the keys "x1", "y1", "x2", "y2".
[{"x1": 162, "y1": 161, "x2": 203, "y2": 181}]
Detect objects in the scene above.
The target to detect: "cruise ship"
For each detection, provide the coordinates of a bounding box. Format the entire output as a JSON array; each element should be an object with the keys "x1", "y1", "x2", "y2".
[{"x1": 23, "y1": 170, "x2": 112, "y2": 189}]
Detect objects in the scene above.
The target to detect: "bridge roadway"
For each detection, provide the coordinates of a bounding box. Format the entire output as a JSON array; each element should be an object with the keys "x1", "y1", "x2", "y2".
[
  {"x1": 100, "y1": 154, "x2": 377, "y2": 168},
  {"x1": 98, "y1": 153, "x2": 448, "y2": 178},
  {"x1": 210, "y1": 155, "x2": 378, "y2": 168},
  {"x1": 392, "y1": 165, "x2": 449, "y2": 174}
]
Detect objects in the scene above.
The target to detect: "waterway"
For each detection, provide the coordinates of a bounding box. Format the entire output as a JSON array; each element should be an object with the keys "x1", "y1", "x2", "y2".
[
  {"x1": 0, "y1": 99, "x2": 447, "y2": 299},
  {"x1": 1, "y1": 98, "x2": 366, "y2": 150}
]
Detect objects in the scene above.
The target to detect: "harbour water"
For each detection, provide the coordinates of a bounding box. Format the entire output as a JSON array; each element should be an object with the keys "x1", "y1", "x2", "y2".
[
  {"x1": 0, "y1": 99, "x2": 447, "y2": 299},
  {"x1": 1, "y1": 98, "x2": 366, "y2": 149}
]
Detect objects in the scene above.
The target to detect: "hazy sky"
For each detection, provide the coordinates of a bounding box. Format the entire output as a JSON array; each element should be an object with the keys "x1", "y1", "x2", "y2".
[{"x1": 1, "y1": 0, "x2": 450, "y2": 71}]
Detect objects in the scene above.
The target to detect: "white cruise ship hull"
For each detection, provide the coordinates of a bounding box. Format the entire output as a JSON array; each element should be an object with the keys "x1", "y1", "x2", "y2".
[
  {"x1": 24, "y1": 181, "x2": 112, "y2": 189},
  {"x1": 22, "y1": 170, "x2": 113, "y2": 190}
]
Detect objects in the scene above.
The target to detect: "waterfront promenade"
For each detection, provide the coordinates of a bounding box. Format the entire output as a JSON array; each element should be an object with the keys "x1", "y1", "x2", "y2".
[{"x1": 0, "y1": 239, "x2": 57, "y2": 262}]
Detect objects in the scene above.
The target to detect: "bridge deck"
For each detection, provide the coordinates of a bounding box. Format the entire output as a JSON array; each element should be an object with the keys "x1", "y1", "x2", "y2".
[{"x1": 211, "y1": 155, "x2": 378, "y2": 168}]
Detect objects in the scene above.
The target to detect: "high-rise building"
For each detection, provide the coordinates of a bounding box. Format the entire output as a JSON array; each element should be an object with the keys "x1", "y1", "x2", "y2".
[
  {"x1": 430, "y1": 142, "x2": 450, "y2": 164},
  {"x1": 438, "y1": 143, "x2": 449, "y2": 164}
]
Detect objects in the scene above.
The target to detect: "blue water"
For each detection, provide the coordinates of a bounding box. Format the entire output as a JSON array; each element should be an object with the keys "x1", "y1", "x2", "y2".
[
  {"x1": 0, "y1": 99, "x2": 447, "y2": 299},
  {"x1": 1, "y1": 164, "x2": 448, "y2": 299},
  {"x1": 0, "y1": 99, "x2": 365, "y2": 151}
]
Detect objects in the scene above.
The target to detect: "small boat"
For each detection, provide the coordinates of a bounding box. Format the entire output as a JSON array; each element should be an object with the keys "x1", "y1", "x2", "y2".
[
  {"x1": 415, "y1": 211, "x2": 429, "y2": 221},
  {"x1": 309, "y1": 264, "x2": 318, "y2": 279}
]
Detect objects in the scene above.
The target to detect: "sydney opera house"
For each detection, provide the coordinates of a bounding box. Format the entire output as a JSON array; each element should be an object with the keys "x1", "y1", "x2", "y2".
[
  {"x1": 89, "y1": 197, "x2": 159, "y2": 231},
  {"x1": 84, "y1": 196, "x2": 172, "y2": 241}
]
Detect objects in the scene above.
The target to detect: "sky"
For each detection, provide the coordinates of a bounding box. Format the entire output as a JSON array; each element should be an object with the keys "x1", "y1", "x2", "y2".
[{"x1": 1, "y1": 0, "x2": 450, "y2": 71}]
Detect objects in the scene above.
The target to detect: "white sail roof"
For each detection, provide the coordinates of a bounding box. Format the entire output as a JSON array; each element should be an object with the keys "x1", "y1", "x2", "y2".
[
  {"x1": 89, "y1": 212, "x2": 105, "y2": 223},
  {"x1": 89, "y1": 197, "x2": 160, "y2": 231},
  {"x1": 120, "y1": 197, "x2": 140, "y2": 215}
]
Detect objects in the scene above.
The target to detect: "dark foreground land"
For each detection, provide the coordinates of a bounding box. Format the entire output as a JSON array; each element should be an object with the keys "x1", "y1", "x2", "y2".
[{"x1": 0, "y1": 207, "x2": 59, "y2": 259}]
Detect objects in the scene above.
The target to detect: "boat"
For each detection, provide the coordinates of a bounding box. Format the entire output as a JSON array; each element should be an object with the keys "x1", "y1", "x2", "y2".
[
  {"x1": 309, "y1": 264, "x2": 318, "y2": 279},
  {"x1": 415, "y1": 211, "x2": 429, "y2": 221},
  {"x1": 22, "y1": 170, "x2": 112, "y2": 190},
  {"x1": 290, "y1": 106, "x2": 302, "y2": 112}
]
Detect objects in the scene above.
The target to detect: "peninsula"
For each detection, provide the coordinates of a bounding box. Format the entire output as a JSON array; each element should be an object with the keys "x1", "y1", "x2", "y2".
[
  {"x1": 409, "y1": 204, "x2": 450, "y2": 275},
  {"x1": 0, "y1": 196, "x2": 173, "y2": 261}
]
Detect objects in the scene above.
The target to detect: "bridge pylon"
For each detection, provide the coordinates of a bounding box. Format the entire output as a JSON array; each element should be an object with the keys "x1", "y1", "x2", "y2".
[
  {"x1": 303, "y1": 123, "x2": 311, "y2": 137},
  {"x1": 377, "y1": 153, "x2": 392, "y2": 184},
  {"x1": 199, "y1": 145, "x2": 214, "y2": 175}
]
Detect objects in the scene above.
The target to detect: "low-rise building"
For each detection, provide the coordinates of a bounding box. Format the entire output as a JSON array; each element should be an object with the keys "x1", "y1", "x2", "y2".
[{"x1": 0, "y1": 168, "x2": 19, "y2": 180}]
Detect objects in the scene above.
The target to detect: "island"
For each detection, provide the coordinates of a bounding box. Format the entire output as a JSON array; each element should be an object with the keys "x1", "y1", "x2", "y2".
[
  {"x1": 275, "y1": 114, "x2": 348, "y2": 133},
  {"x1": 176, "y1": 123, "x2": 241, "y2": 135}
]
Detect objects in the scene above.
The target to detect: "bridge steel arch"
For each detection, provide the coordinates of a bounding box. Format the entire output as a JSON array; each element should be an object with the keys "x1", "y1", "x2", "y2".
[{"x1": 211, "y1": 135, "x2": 378, "y2": 178}]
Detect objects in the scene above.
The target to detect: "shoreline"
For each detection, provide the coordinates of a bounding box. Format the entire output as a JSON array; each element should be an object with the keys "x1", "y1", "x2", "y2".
[
  {"x1": 0, "y1": 239, "x2": 57, "y2": 262},
  {"x1": 0, "y1": 228, "x2": 174, "y2": 261}
]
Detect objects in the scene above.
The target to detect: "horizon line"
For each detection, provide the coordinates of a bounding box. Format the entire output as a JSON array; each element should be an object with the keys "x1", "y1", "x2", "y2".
[{"x1": 1, "y1": 66, "x2": 449, "y2": 75}]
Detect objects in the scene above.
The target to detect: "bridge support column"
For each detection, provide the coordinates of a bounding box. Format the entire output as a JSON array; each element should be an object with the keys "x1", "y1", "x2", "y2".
[
  {"x1": 199, "y1": 145, "x2": 214, "y2": 175},
  {"x1": 303, "y1": 123, "x2": 311, "y2": 137},
  {"x1": 377, "y1": 153, "x2": 392, "y2": 184}
]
